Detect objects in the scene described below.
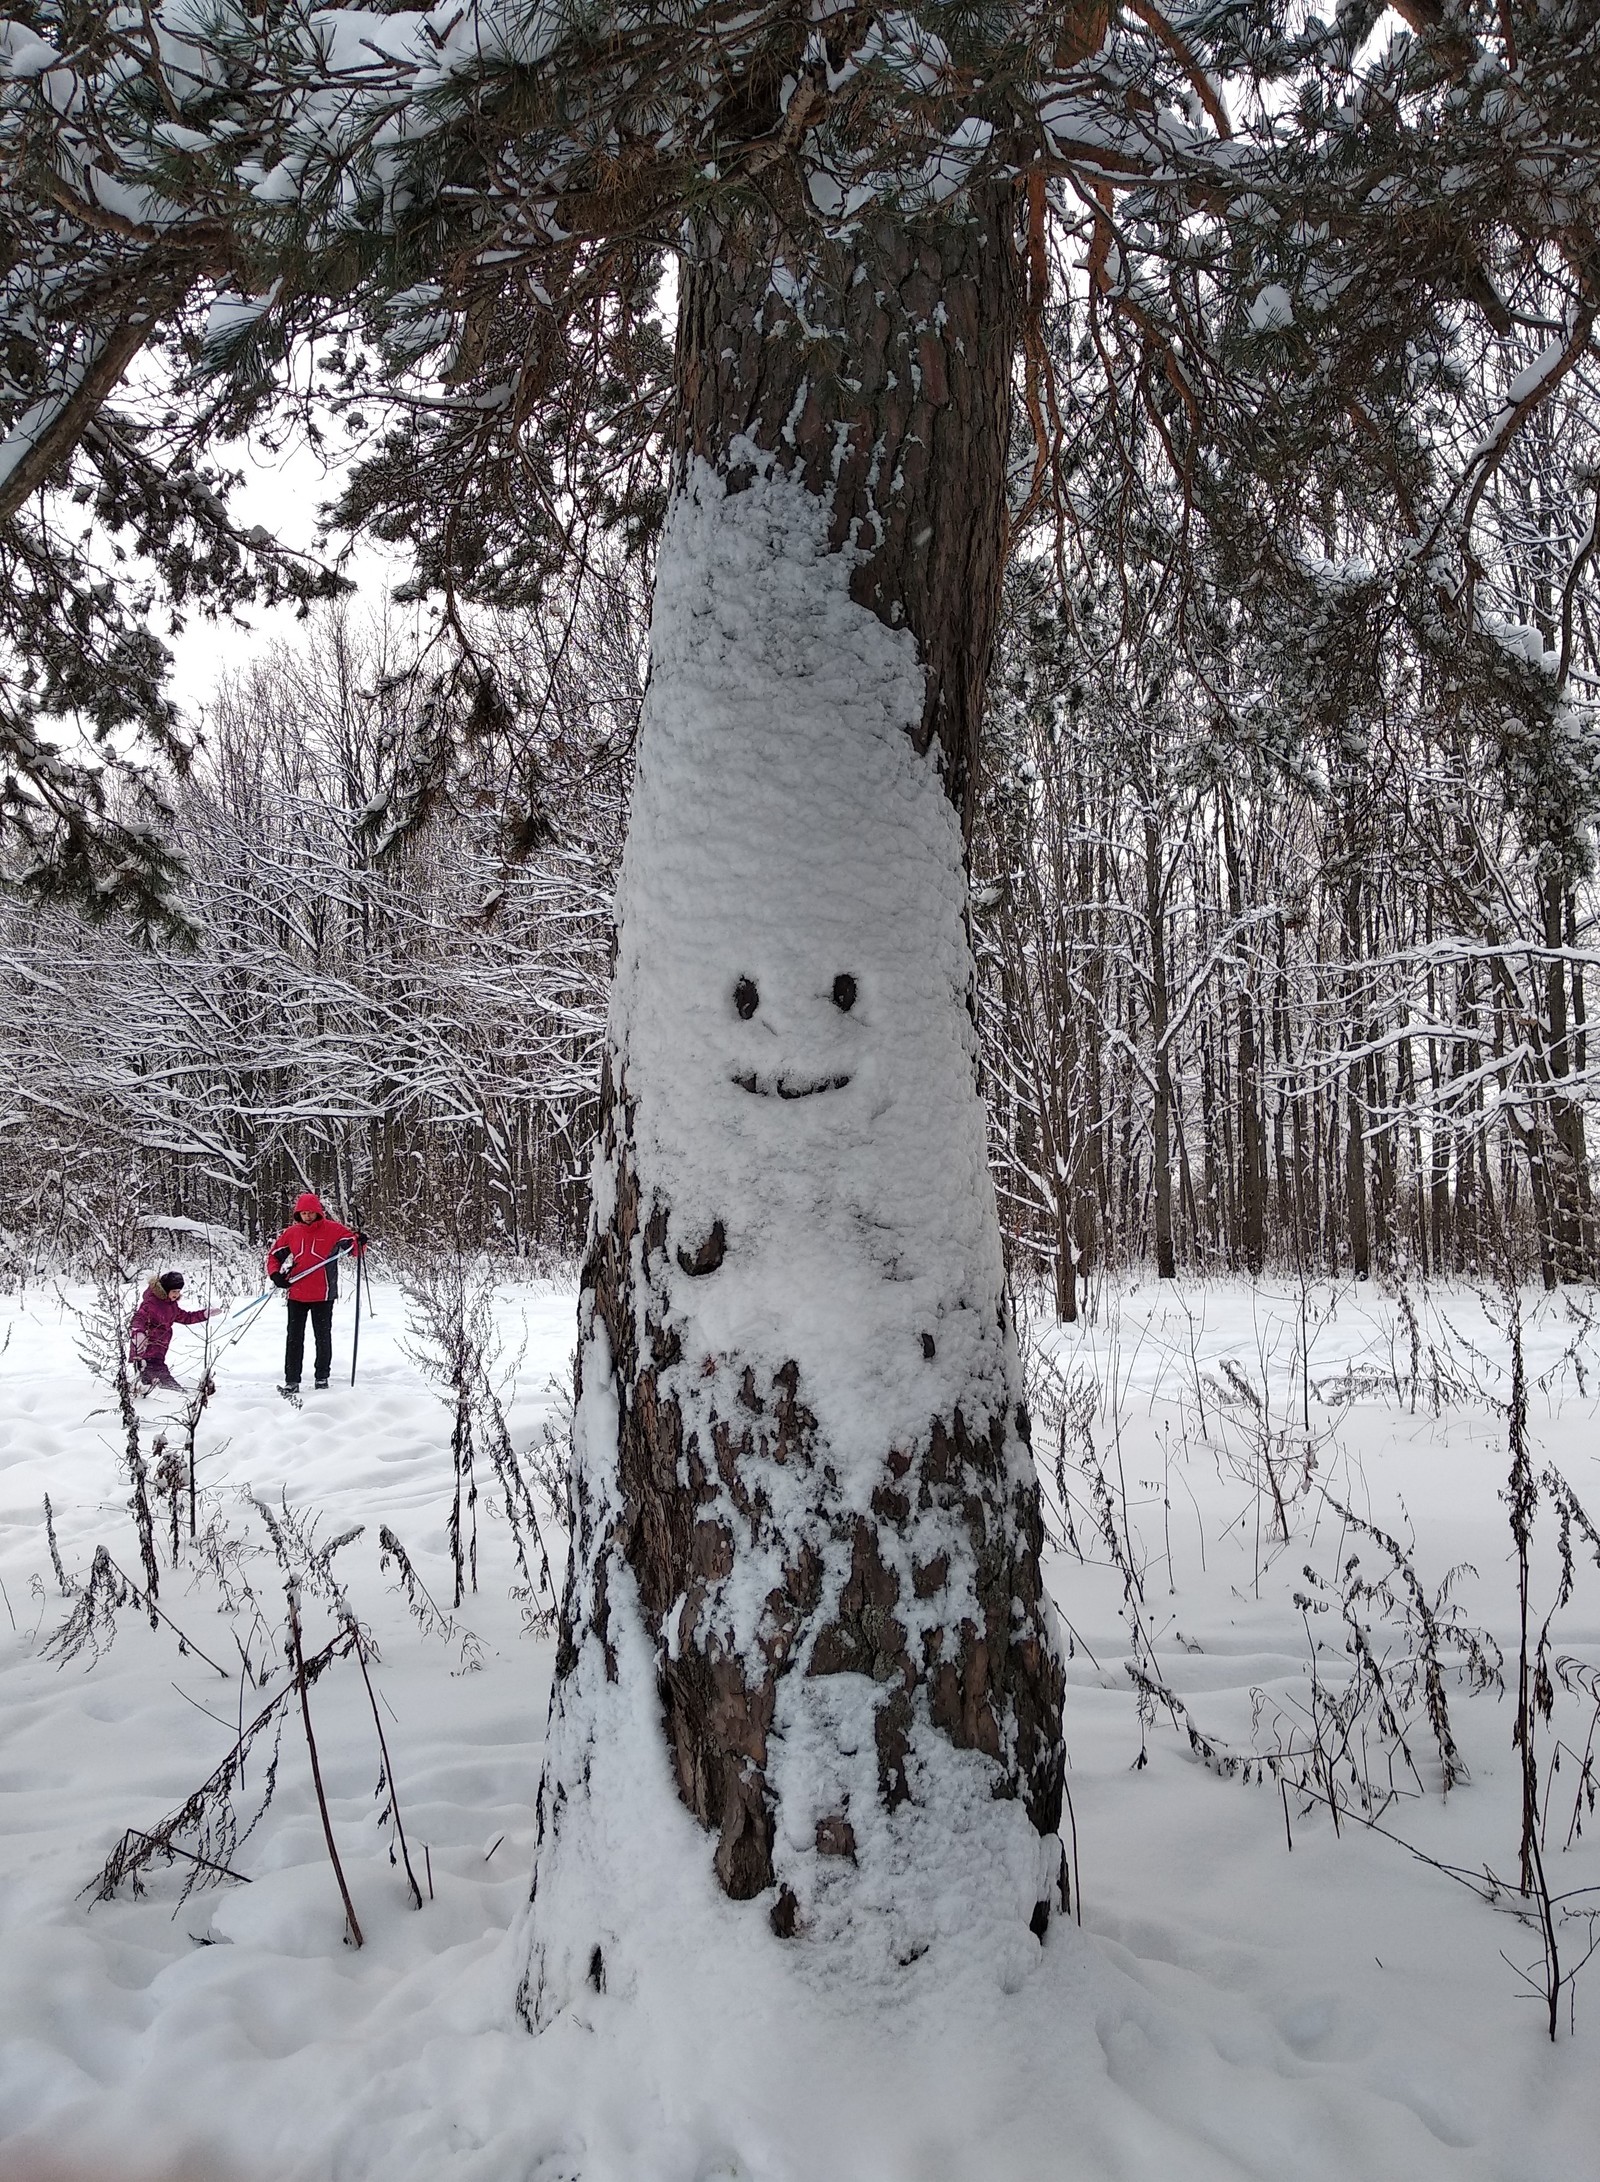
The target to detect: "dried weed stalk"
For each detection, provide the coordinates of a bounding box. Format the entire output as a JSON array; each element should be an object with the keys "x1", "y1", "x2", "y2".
[
  {"x1": 400, "y1": 1253, "x2": 559, "y2": 1627},
  {"x1": 378, "y1": 1523, "x2": 484, "y2": 1673}
]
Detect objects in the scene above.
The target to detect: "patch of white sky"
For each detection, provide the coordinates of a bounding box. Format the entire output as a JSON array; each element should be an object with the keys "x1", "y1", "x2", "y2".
[
  {"x1": 163, "y1": 434, "x2": 414, "y2": 726},
  {"x1": 168, "y1": 251, "x2": 680, "y2": 727}
]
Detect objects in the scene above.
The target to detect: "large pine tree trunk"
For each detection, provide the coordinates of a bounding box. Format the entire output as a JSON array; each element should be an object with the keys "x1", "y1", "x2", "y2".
[{"x1": 520, "y1": 202, "x2": 1067, "y2": 2022}]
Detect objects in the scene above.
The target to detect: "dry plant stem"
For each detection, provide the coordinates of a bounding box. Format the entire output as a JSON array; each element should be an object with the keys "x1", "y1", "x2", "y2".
[
  {"x1": 117, "y1": 1355, "x2": 161, "y2": 1624},
  {"x1": 43, "y1": 1494, "x2": 71, "y2": 1594},
  {"x1": 399, "y1": 1255, "x2": 556, "y2": 1626},
  {"x1": 151, "y1": 1432, "x2": 183, "y2": 1566},
  {"x1": 1524, "y1": 1813, "x2": 1562, "y2": 2040},
  {"x1": 1063, "y1": 1773, "x2": 1083, "y2": 1926},
  {"x1": 113, "y1": 1827, "x2": 249, "y2": 1889},
  {"x1": 51, "y1": 1544, "x2": 232, "y2": 1678},
  {"x1": 90, "y1": 1627, "x2": 352, "y2": 1903},
  {"x1": 1558, "y1": 1696, "x2": 1600, "y2": 1851},
  {"x1": 1289, "y1": 1776, "x2": 1528, "y2": 1909},
  {"x1": 1506, "y1": 1302, "x2": 1539, "y2": 1896},
  {"x1": 449, "y1": 1370, "x2": 476, "y2": 1608},
  {"x1": 181, "y1": 1374, "x2": 215, "y2": 1543},
  {"x1": 287, "y1": 1585, "x2": 364, "y2": 1948},
  {"x1": 1537, "y1": 1473, "x2": 1600, "y2": 1850},
  {"x1": 401, "y1": 1256, "x2": 490, "y2": 1611},
  {"x1": 1311, "y1": 1490, "x2": 1490, "y2": 1795},
  {"x1": 376, "y1": 1524, "x2": 482, "y2": 1668},
  {"x1": 482, "y1": 1388, "x2": 559, "y2": 1622},
  {"x1": 140, "y1": 1591, "x2": 230, "y2": 1678},
  {"x1": 350, "y1": 1625, "x2": 424, "y2": 1910}
]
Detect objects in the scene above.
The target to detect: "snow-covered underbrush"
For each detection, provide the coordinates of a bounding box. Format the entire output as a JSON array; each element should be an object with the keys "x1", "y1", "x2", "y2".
[
  {"x1": 1026, "y1": 1279, "x2": 1600, "y2": 2021},
  {"x1": 1, "y1": 1272, "x2": 1598, "y2": 2180}
]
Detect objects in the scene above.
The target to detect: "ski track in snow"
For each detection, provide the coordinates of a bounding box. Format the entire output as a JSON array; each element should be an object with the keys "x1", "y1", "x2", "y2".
[{"x1": 0, "y1": 1273, "x2": 1597, "y2": 2180}]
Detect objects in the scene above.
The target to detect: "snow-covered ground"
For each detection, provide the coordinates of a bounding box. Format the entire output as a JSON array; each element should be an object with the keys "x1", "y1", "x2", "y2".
[{"x1": 2, "y1": 1270, "x2": 1598, "y2": 2180}]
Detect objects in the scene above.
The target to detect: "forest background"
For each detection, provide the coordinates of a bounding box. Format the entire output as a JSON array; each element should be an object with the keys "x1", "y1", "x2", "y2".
[
  {"x1": 2, "y1": 360, "x2": 1595, "y2": 1307},
  {"x1": 2, "y1": 5, "x2": 1599, "y2": 1308}
]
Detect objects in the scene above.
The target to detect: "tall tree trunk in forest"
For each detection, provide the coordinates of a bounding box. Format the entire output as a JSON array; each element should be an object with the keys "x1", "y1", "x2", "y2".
[
  {"x1": 1048, "y1": 1008, "x2": 1081, "y2": 1324},
  {"x1": 1366, "y1": 1047, "x2": 1394, "y2": 1271},
  {"x1": 1453, "y1": 965, "x2": 1482, "y2": 1273},
  {"x1": 1566, "y1": 890, "x2": 1595, "y2": 1267},
  {"x1": 1341, "y1": 871, "x2": 1371, "y2": 1281},
  {"x1": 1345, "y1": 1061, "x2": 1372, "y2": 1280},
  {"x1": 1220, "y1": 791, "x2": 1265, "y2": 1277},
  {"x1": 1542, "y1": 874, "x2": 1592, "y2": 1281},
  {"x1": 520, "y1": 205, "x2": 1067, "y2": 2022},
  {"x1": 1271, "y1": 917, "x2": 1293, "y2": 1244},
  {"x1": 1143, "y1": 811, "x2": 1176, "y2": 1279},
  {"x1": 1426, "y1": 940, "x2": 1451, "y2": 1272},
  {"x1": 1236, "y1": 998, "x2": 1265, "y2": 1276},
  {"x1": 1080, "y1": 831, "x2": 1108, "y2": 1287},
  {"x1": 1199, "y1": 1014, "x2": 1224, "y2": 1254}
]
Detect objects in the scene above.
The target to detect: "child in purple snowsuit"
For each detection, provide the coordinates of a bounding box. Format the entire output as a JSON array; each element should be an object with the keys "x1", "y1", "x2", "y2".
[{"x1": 129, "y1": 1271, "x2": 216, "y2": 1391}]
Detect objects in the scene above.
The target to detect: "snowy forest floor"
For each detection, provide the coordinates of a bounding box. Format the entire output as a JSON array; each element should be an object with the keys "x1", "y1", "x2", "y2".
[{"x1": 2, "y1": 1272, "x2": 1599, "y2": 2181}]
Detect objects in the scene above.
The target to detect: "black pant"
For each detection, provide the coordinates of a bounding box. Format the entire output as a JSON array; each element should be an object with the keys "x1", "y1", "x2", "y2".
[{"x1": 285, "y1": 1299, "x2": 335, "y2": 1387}]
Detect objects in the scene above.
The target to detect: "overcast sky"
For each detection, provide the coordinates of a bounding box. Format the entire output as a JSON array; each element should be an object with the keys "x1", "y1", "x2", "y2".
[{"x1": 163, "y1": 437, "x2": 401, "y2": 721}]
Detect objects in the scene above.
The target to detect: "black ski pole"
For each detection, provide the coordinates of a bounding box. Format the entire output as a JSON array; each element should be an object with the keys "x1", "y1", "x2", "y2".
[{"x1": 350, "y1": 1216, "x2": 364, "y2": 1388}]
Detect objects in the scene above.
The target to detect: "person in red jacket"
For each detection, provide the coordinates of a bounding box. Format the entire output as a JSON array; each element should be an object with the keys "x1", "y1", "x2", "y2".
[
  {"x1": 266, "y1": 1192, "x2": 364, "y2": 1393},
  {"x1": 129, "y1": 1270, "x2": 219, "y2": 1392}
]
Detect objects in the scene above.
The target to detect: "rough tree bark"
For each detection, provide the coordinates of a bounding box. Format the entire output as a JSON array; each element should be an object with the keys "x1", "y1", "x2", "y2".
[{"x1": 520, "y1": 200, "x2": 1067, "y2": 2021}]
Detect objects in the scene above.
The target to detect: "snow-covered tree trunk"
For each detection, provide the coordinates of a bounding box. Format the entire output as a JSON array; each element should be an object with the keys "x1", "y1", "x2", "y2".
[{"x1": 520, "y1": 201, "x2": 1066, "y2": 2021}]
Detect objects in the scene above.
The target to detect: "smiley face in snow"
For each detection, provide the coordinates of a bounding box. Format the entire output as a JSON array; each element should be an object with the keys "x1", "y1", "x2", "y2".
[{"x1": 729, "y1": 971, "x2": 859, "y2": 1099}]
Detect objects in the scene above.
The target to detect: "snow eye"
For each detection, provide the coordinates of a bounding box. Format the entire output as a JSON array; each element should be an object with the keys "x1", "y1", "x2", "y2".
[
  {"x1": 734, "y1": 976, "x2": 759, "y2": 1020},
  {"x1": 831, "y1": 973, "x2": 857, "y2": 1013}
]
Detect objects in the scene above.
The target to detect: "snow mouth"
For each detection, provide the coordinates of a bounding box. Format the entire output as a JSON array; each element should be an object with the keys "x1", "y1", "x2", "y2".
[{"x1": 732, "y1": 1069, "x2": 853, "y2": 1100}]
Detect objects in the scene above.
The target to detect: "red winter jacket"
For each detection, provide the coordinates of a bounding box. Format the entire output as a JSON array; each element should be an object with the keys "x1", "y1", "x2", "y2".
[
  {"x1": 266, "y1": 1213, "x2": 362, "y2": 1304},
  {"x1": 129, "y1": 1279, "x2": 212, "y2": 1366}
]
